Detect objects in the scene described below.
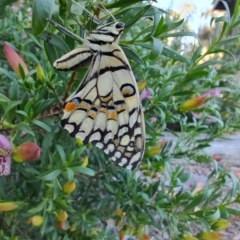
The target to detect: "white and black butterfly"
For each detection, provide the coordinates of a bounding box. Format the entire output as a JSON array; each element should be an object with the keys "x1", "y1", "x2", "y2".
[{"x1": 53, "y1": 21, "x2": 145, "y2": 170}]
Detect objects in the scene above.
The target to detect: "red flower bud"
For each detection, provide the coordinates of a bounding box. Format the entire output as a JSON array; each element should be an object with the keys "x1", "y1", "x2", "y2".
[
  {"x1": 55, "y1": 220, "x2": 67, "y2": 230},
  {"x1": 12, "y1": 142, "x2": 41, "y2": 162},
  {"x1": 3, "y1": 42, "x2": 29, "y2": 78}
]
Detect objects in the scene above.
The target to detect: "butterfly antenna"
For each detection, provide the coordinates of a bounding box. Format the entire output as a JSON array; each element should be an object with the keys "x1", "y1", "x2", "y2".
[
  {"x1": 48, "y1": 18, "x2": 84, "y2": 43},
  {"x1": 96, "y1": 0, "x2": 116, "y2": 22},
  {"x1": 69, "y1": 0, "x2": 100, "y2": 24}
]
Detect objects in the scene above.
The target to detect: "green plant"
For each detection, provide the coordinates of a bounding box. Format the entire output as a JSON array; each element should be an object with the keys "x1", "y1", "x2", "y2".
[{"x1": 0, "y1": 0, "x2": 240, "y2": 239}]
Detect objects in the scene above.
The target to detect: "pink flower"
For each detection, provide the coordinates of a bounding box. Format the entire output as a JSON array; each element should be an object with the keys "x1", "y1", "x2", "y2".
[
  {"x1": 11, "y1": 6, "x2": 19, "y2": 13},
  {"x1": 0, "y1": 135, "x2": 12, "y2": 176},
  {"x1": 150, "y1": 117, "x2": 158, "y2": 123},
  {"x1": 140, "y1": 89, "x2": 152, "y2": 101},
  {"x1": 203, "y1": 89, "x2": 221, "y2": 97},
  {"x1": 3, "y1": 42, "x2": 29, "y2": 78}
]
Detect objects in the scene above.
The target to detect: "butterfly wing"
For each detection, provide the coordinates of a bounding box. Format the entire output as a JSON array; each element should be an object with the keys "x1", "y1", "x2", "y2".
[{"x1": 61, "y1": 43, "x2": 145, "y2": 169}]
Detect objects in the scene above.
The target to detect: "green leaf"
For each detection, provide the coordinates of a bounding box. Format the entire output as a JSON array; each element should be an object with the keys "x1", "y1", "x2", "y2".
[
  {"x1": 121, "y1": 45, "x2": 144, "y2": 64},
  {"x1": 32, "y1": 0, "x2": 54, "y2": 35},
  {"x1": 31, "y1": 119, "x2": 51, "y2": 132},
  {"x1": 25, "y1": 29, "x2": 70, "y2": 53},
  {"x1": 9, "y1": 79, "x2": 19, "y2": 101},
  {"x1": 55, "y1": 144, "x2": 66, "y2": 163},
  {"x1": 149, "y1": 37, "x2": 163, "y2": 60},
  {"x1": 162, "y1": 47, "x2": 189, "y2": 64},
  {"x1": 70, "y1": 166, "x2": 95, "y2": 176},
  {"x1": 27, "y1": 201, "x2": 46, "y2": 214},
  {"x1": 4, "y1": 101, "x2": 22, "y2": 115},
  {"x1": 14, "y1": 123, "x2": 34, "y2": 136},
  {"x1": 106, "y1": 0, "x2": 143, "y2": 9},
  {"x1": 0, "y1": 94, "x2": 10, "y2": 103},
  {"x1": 218, "y1": 35, "x2": 240, "y2": 45},
  {"x1": 38, "y1": 169, "x2": 61, "y2": 181},
  {"x1": 0, "y1": 0, "x2": 17, "y2": 7}
]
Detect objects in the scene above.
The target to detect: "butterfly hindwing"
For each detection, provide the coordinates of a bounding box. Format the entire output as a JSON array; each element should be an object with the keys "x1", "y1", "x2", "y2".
[{"x1": 54, "y1": 22, "x2": 145, "y2": 169}]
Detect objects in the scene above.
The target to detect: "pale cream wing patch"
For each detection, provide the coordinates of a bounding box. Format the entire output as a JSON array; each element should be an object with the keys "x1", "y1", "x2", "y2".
[{"x1": 61, "y1": 47, "x2": 145, "y2": 169}]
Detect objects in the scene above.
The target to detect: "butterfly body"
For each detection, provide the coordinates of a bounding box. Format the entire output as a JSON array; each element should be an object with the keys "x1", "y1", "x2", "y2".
[{"x1": 53, "y1": 22, "x2": 145, "y2": 170}]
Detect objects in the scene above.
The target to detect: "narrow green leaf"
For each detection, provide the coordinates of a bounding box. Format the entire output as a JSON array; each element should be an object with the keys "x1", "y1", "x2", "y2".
[
  {"x1": 9, "y1": 79, "x2": 19, "y2": 101},
  {"x1": 106, "y1": 0, "x2": 143, "y2": 9},
  {"x1": 71, "y1": 166, "x2": 95, "y2": 176},
  {"x1": 0, "y1": 0, "x2": 17, "y2": 7},
  {"x1": 4, "y1": 101, "x2": 22, "y2": 115},
  {"x1": 27, "y1": 201, "x2": 46, "y2": 214},
  {"x1": 149, "y1": 37, "x2": 163, "y2": 60},
  {"x1": 32, "y1": 0, "x2": 54, "y2": 35},
  {"x1": 55, "y1": 144, "x2": 66, "y2": 163},
  {"x1": 14, "y1": 123, "x2": 34, "y2": 136},
  {"x1": 25, "y1": 29, "x2": 70, "y2": 53},
  {"x1": 121, "y1": 45, "x2": 144, "y2": 64},
  {"x1": 0, "y1": 94, "x2": 10, "y2": 103},
  {"x1": 38, "y1": 169, "x2": 61, "y2": 181},
  {"x1": 162, "y1": 47, "x2": 189, "y2": 64},
  {"x1": 31, "y1": 119, "x2": 51, "y2": 132}
]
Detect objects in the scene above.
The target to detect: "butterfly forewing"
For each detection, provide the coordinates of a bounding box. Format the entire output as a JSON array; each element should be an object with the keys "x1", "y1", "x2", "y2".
[{"x1": 54, "y1": 22, "x2": 145, "y2": 170}]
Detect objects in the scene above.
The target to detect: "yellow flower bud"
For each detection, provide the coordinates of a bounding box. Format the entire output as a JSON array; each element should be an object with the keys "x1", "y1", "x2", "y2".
[
  {"x1": 181, "y1": 234, "x2": 199, "y2": 240},
  {"x1": 210, "y1": 219, "x2": 229, "y2": 230},
  {"x1": 114, "y1": 208, "x2": 123, "y2": 217},
  {"x1": 80, "y1": 156, "x2": 88, "y2": 167},
  {"x1": 56, "y1": 210, "x2": 68, "y2": 221},
  {"x1": 147, "y1": 145, "x2": 161, "y2": 157},
  {"x1": 75, "y1": 138, "x2": 83, "y2": 147},
  {"x1": 63, "y1": 181, "x2": 76, "y2": 194},
  {"x1": 36, "y1": 63, "x2": 45, "y2": 82},
  {"x1": 0, "y1": 201, "x2": 19, "y2": 212},
  {"x1": 69, "y1": 224, "x2": 76, "y2": 232},
  {"x1": 179, "y1": 95, "x2": 207, "y2": 112},
  {"x1": 196, "y1": 231, "x2": 223, "y2": 240},
  {"x1": 137, "y1": 79, "x2": 147, "y2": 93},
  {"x1": 31, "y1": 215, "x2": 43, "y2": 227}
]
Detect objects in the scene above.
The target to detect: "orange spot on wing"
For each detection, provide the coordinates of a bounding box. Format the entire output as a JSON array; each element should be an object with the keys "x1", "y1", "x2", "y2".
[
  {"x1": 64, "y1": 102, "x2": 77, "y2": 112},
  {"x1": 107, "y1": 110, "x2": 117, "y2": 121}
]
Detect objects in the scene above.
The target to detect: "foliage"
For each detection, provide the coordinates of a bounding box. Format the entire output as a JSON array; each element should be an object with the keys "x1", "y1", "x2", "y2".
[{"x1": 0, "y1": 0, "x2": 240, "y2": 239}]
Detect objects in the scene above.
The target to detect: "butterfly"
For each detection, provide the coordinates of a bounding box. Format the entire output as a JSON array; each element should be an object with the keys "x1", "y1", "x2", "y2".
[{"x1": 53, "y1": 22, "x2": 145, "y2": 170}]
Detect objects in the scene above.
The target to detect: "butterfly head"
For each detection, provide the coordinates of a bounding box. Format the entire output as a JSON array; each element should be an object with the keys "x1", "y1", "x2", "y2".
[{"x1": 90, "y1": 22, "x2": 125, "y2": 43}]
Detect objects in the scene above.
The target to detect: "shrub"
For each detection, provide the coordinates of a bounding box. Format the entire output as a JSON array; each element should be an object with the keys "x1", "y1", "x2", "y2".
[{"x1": 0, "y1": 0, "x2": 240, "y2": 239}]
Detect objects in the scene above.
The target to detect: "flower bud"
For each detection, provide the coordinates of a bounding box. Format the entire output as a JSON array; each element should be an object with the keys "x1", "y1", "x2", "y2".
[
  {"x1": 0, "y1": 202, "x2": 19, "y2": 212},
  {"x1": 140, "y1": 89, "x2": 152, "y2": 101},
  {"x1": 56, "y1": 210, "x2": 68, "y2": 221},
  {"x1": 63, "y1": 181, "x2": 76, "y2": 194},
  {"x1": 179, "y1": 96, "x2": 207, "y2": 112},
  {"x1": 114, "y1": 208, "x2": 123, "y2": 217},
  {"x1": 196, "y1": 231, "x2": 223, "y2": 240},
  {"x1": 3, "y1": 42, "x2": 29, "y2": 78},
  {"x1": 55, "y1": 220, "x2": 67, "y2": 230},
  {"x1": 69, "y1": 224, "x2": 76, "y2": 232},
  {"x1": 31, "y1": 215, "x2": 44, "y2": 226},
  {"x1": 12, "y1": 142, "x2": 41, "y2": 162},
  {"x1": 137, "y1": 79, "x2": 147, "y2": 93},
  {"x1": 36, "y1": 63, "x2": 45, "y2": 82},
  {"x1": 0, "y1": 135, "x2": 12, "y2": 176},
  {"x1": 147, "y1": 145, "x2": 161, "y2": 157},
  {"x1": 210, "y1": 219, "x2": 229, "y2": 230},
  {"x1": 80, "y1": 156, "x2": 88, "y2": 167},
  {"x1": 181, "y1": 234, "x2": 198, "y2": 240}
]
